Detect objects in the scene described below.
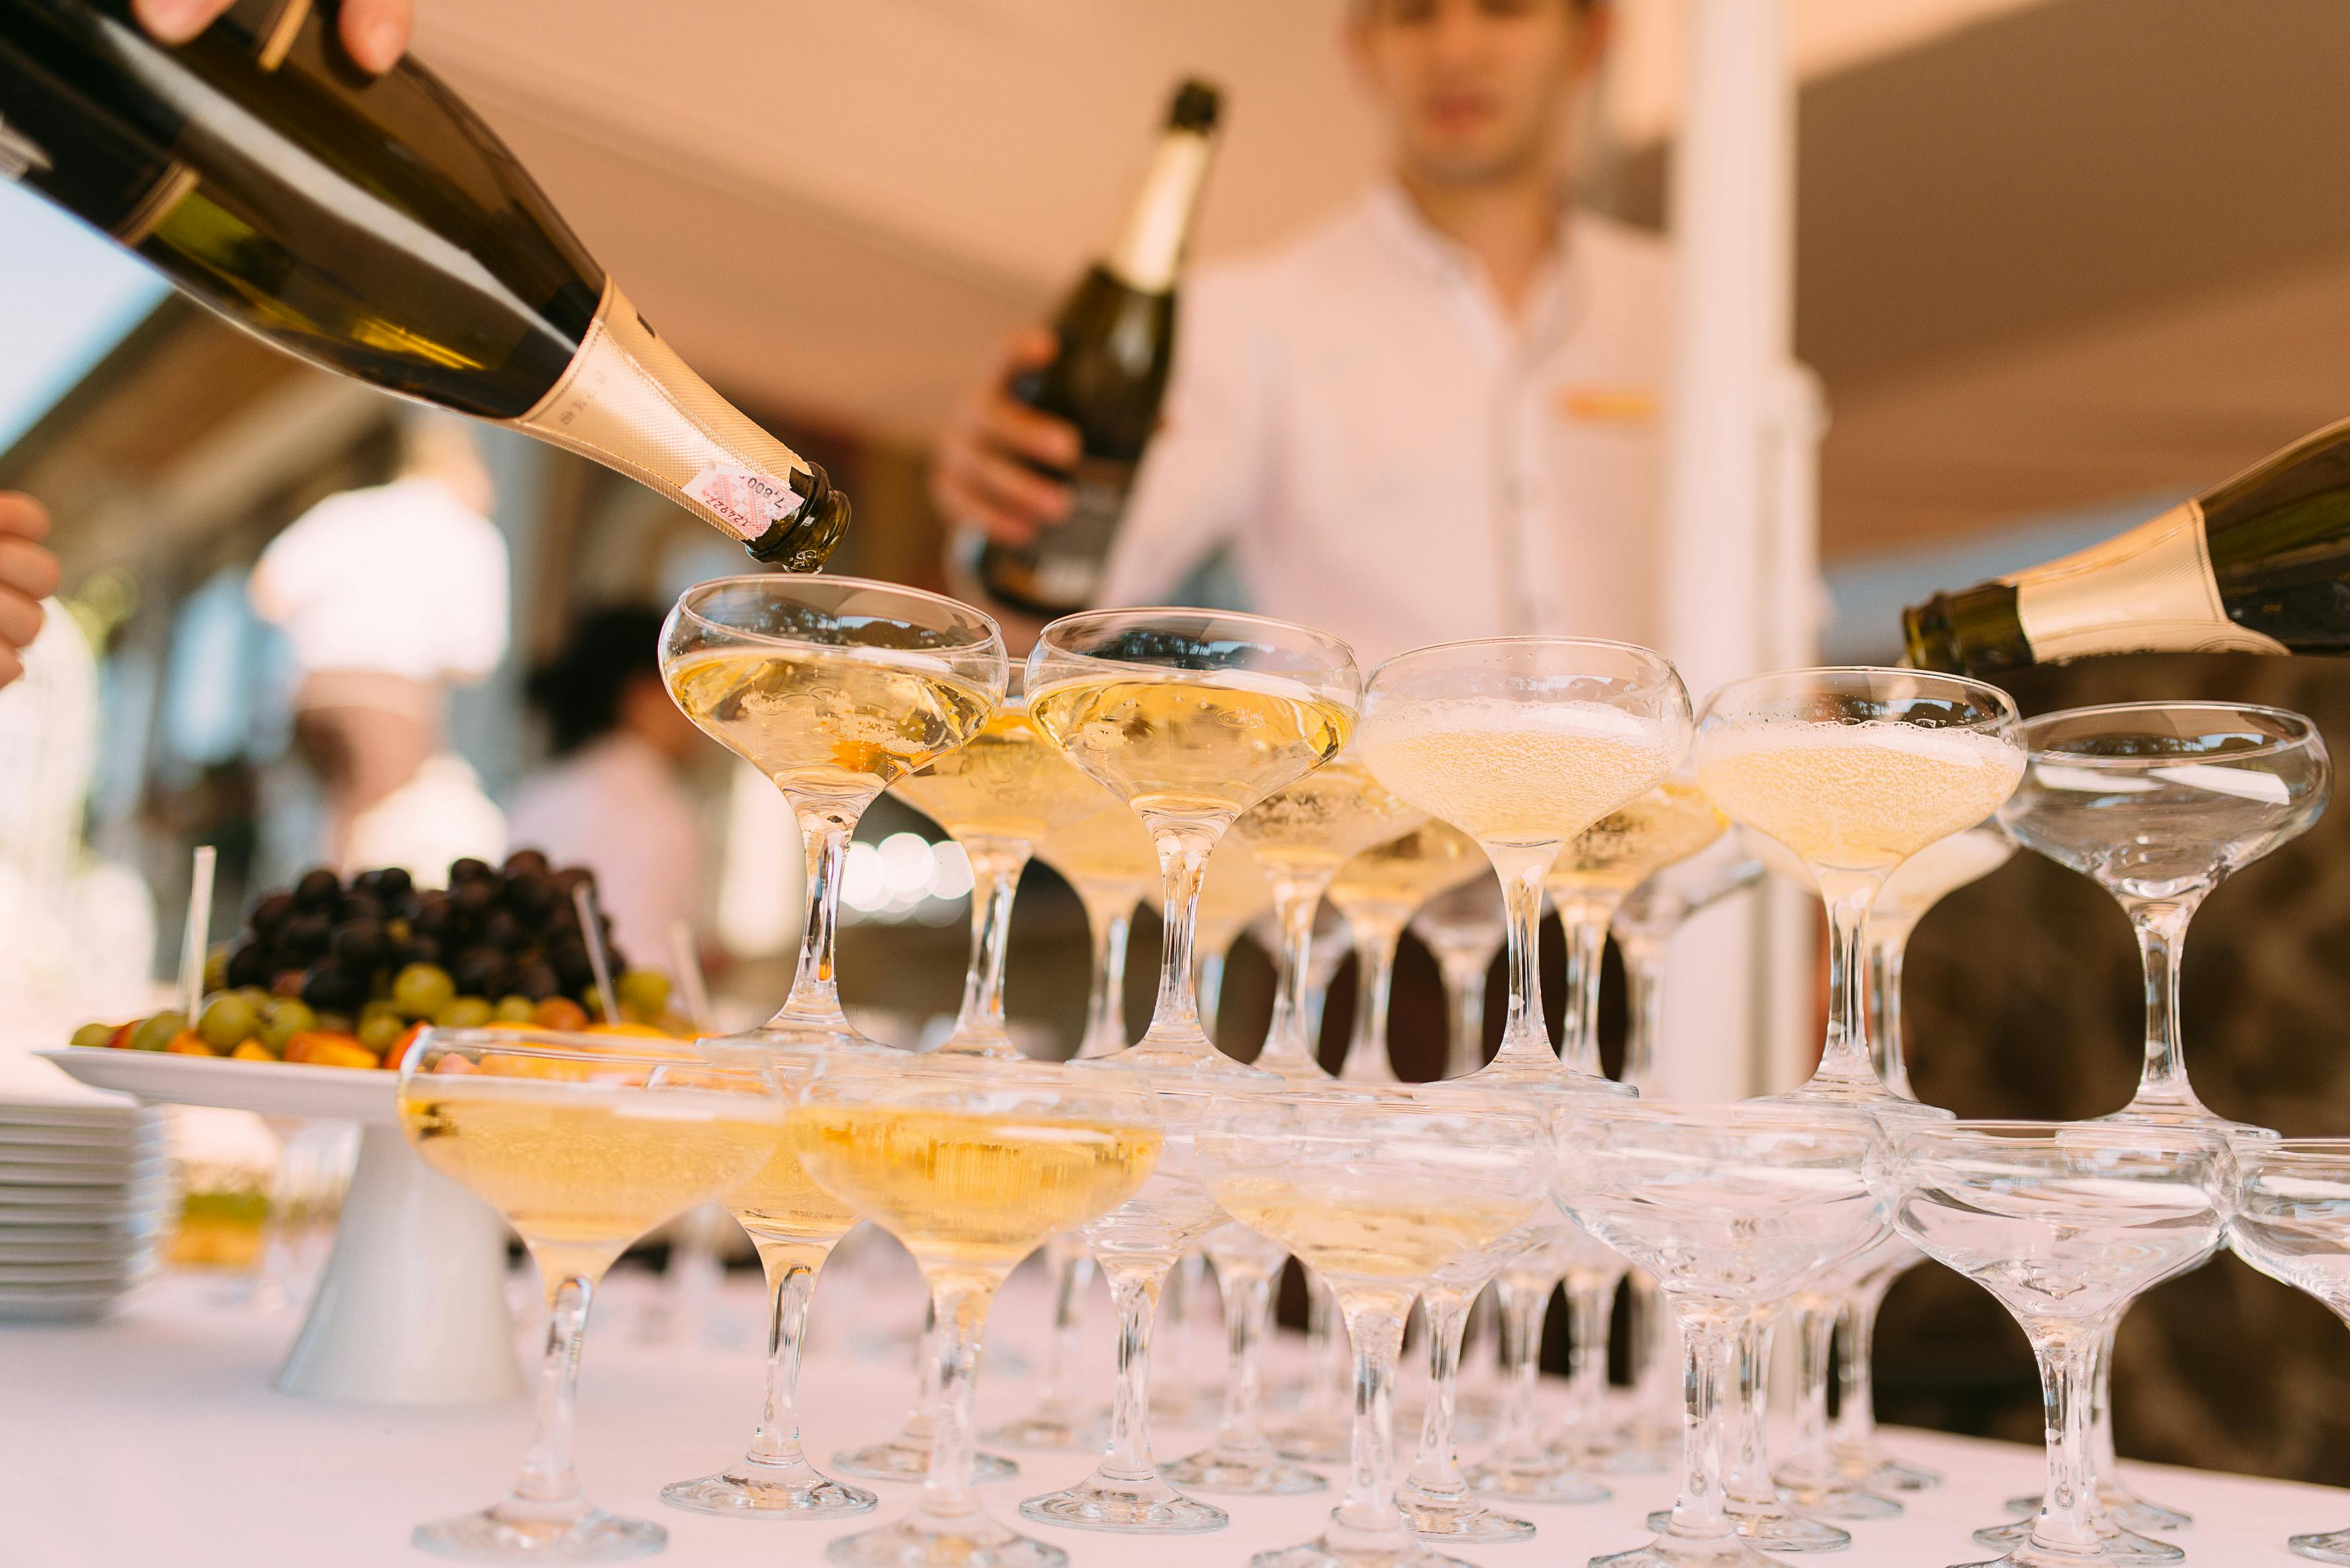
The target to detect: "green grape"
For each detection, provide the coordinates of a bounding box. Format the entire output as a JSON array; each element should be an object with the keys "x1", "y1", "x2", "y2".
[
  {"x1": 261, "y1": 999, "x2": 316, "y2": 1050},
  {"x1": 616, "y1": 969, "x2": 671, "y2": 1020},
  {"x1": 197, "y1": 995, "x2": 260, "y2": 1050},
  {"x1": 392, "y1": 963, "x2": 457, "y2": 1020},
  {"x1": 130, "y1": 1012, "x2": 186, "y2": 1052},
  {"x1": 357, "y1": 1012, "x2": 404, "y2": 1052},
  {"x1": 70, "y1": 1022, "x2": 116, "y2": 1049},
  {"x1": 492, "y1": 995, "x2": 535, "y2": 1024},
  {"x1": 436, "y1": 997, "x2": 493, "y2": 1029}
]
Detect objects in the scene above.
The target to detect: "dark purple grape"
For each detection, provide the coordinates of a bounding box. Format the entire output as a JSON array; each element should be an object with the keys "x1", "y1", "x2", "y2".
[
  {"x1": 551, "y1": 867, "x2": 596, "y2": 899},
  {"x1": 481, "y1": 909, "x2": 526, "y2": 952},
  {"x1": 508, "y1": 959, "x2": 559, "y2": 1002},
  {"x1": 399, "y1": 934, "x2": 442, "y2": 970},
  {"x1": 373, "y1": 866, "x2": 414, "y2": 907},
  {"x1": 281, "y1": 912, "x2": 333, "y2": 961},
  {"x1": 301, "y1": 963, "x2": 369, "y2": 1015},
  {"x1": 450, "y1": 879, "x2": 495, "y2": 918},
  {"x1": 451, "y1": 945, "x2": 508, "y2": 998},
  {"x1": 248, "y1": 892, "x2": 295, "y2": 935},
  {"x1": 502, "y1": 871, "x2": 555, "y2": 924},
  {"x1": 410, "y1": 891, "x2": 453, "y2": 936},
  {"x1": 224, "y1": 941, "x2": 269, "y2": 989},
  {"x1": 332, "y1": 918, "x2": 387, "y2": 969},
  {"x1": 449, "y1": 857, "x2": 494, "y2": 886},
  {"x1": 545, "y1": 936, "x2": 593, "y2": 995},
  {"x1": 502, "y1": 849, "x2": 552, "y2": 879},
  {"x1": 338, "y1": 890, "x2": 383, "y2": 925},
  {"x1": 293, "y1": 868, "x2": 342, "y2": 911}
]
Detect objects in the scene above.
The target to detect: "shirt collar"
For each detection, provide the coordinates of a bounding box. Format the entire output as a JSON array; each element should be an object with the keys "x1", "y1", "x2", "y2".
[{"x1": 1360, "y1": 177, "x2": 1587, "y2": 346}]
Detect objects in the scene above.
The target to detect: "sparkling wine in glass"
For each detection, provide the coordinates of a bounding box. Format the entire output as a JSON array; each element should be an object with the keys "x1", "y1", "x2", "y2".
[
  {"x1": 397, "y1": 1030, "x2": 786, "y2": 1561},
  {"x1": 1358, "y1": 637, "x2": 1692, "y2": 1093},
  {"x1": 1202, "y1": 1084, "x2": 1548, "y2": 1568},
  {"x1": 1325, "y1": 820, "x2": 1483, "y2": 1083},
  {"x1": 1028, "y1": 609, "x2": 1359, "y2": 1076},
  {"x1": 663, "y1": 576, "x2": 1006, "y2": 1048},
  {"x1": 1232, "y1": 757, "x2": 1427, "y2": 1080},
  {"x1": 792, "y1": 1052, "x2": 1162, "y2": 1568}
]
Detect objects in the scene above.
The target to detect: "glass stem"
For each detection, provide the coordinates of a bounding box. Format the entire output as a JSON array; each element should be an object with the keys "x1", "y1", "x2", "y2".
[
  {"x1": 1195, "y1": 946, "x2": 1228, "y2": 1042},
  {"x1": 916, "y1": 1273, "x2": 998, "y2": 1528},
  {"x1": 1303, "y1": 1273, "x2": 1346, "y2": 1422},
  {"x1": 1833, "y1": 1273, "x2": 1893, "y2": 1454},
  {"x1": 1487, "y1": 844, "x2": 1560, "y2": 1072},
  {"x1": 1630, "y1": 1271, "x2": 1677, "y2": 1427},
  {"x1": 1558, "y1": 1269, "x2": 1617, "y2": 1452},
  {"x1": 1076, "y1": 891, "x2": 1133, "y2": 1060},
  {"x1": 1405, "y1": 1283, "x2": 1472, "y2": 1496},
  {"x1": 1211, "y1": 1257, "x2": 1275, "y2": 1457},
  {"x1": 1555, "y1": 894, "x2": 1622, "y2": 1080},
  {"x1": 509, "y1": 1270, "x2": 597, "y2": 1518},
  {"x1": 1867, "y1": 916, "x2": 1921, "y2": 1100},
  {"x1": 1726, "y1": 1308, "x2": 1778, "y2": 1510},
  {"x1": 1141, "y1": 818, "x2": 1218, "y2": 1044},
  {"x1": 1438, "y1": 952, "x2": 1493, "y2": 1080},
  {"x1": 2124, "y1": 895, "x2": 2206, "y2": 1112},
  {"x1": 1492, "y1": 1272, "x2": 1550, "y2": 1462},
  {"x1": 1259, "y1": 874, "x2": 1333, "y2": 1074},
  {"x1": 1337, "y1": 913, "x2": 1404, "y2": 1084},
  {"x1": 1330, "y1": 1288, "x2": 1413, "y2": 1541},
  {"x1": 2089, "y1": 1324, "x2": 2120, "y2": 1493},
  {"x1": 746, "y1": 1240, "x2": 825, "y2": 1469},
  {"x1": 947, "y1": 837, "x2": 1030, "y2": 1055},
  {"x1": 2026, "y1": 1320, "x2": 2106, "y2": 1554},
  {"x1": 1663, "y1": 1295, "x2": 1740, "y2": 1540},
  {"x1": 899, "y1": 1299, "x2": 941, "y2": 1444},
  {"x1": 1617, "y1": 931, "x2": 1666, "y2": 1095},
  {"x1": 1091, "y1": 1263, "x2": 1167, "y2": 1484},
  {"x1": 775, "y1": 801, "x2": 858, "y2": 1030},
  {"x1": 1790, "y1": 1293, "x2": 1836, "y2": 1477},
  {"x1": 1039, "y1": 1237, "x2": 1095, "y2": 1418},
  {"x1": 1814, "y1": 871, "x2": 1888, "y2": 1090}
]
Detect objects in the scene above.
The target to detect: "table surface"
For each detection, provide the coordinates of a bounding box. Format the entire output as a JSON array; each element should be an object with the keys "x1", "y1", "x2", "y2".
[{"x1": 1, "y1": 1249, "x2": 2337, "y2": 1568}]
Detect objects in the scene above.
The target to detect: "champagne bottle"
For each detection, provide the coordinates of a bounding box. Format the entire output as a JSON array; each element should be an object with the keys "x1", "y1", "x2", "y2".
[
  {"x1": 1901, "y1": 413, "x2": 2350, "y2": 674},
  {"x1": 975, "y1": 78, "x2": 1219, "y2": 616},
  {"x1": 0, "y1": 0, "x2": 847, "y2": 568}
]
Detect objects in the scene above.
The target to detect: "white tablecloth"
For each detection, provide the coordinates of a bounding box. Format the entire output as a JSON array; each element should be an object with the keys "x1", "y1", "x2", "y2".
[{"x1": 0, "y1": 1257, "x2": 2336, "y2": 1567}]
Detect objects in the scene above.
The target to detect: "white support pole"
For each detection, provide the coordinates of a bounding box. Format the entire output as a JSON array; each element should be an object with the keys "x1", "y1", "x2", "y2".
[{"x1": 1654, "y1": 0, "x2": 1821, "y2": 1101}]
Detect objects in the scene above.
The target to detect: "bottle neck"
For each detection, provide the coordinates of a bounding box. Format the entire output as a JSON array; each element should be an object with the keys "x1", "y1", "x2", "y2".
[{"x1": 1104, "y1": 128, "x2": 1215, "y2": 294}]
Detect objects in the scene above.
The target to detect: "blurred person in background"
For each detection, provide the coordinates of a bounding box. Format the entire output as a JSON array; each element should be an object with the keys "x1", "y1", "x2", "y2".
[
  {"x1": 507, "y1": 607, "x2": 705, "y2": 965},
  {"x1": 0, "y1": 0, "x2": 414, "y2": 692},
  {"x1": 935, "y1": 0, "x2": 1664, "y2": 665},
  {"x1": 248, "y1": 413, "x2": 510, "y2": 869}
]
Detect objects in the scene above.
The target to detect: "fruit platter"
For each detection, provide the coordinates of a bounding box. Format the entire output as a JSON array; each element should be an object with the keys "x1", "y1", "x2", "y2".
[{"x1": 38, "y1": 850, "x2": 690, "y2": 1407}]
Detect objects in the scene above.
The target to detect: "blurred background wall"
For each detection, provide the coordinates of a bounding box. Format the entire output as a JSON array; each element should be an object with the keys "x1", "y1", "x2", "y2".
[{"x1": 7, "y1": 0, "x2": 2350, "y2": 1485}]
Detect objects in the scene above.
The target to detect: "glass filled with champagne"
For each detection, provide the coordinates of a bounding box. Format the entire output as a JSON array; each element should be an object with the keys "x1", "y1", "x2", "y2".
[
  {"x1": 790, "y1": 1050, "x2": 1162, "y2": 1568},
  {"x1": 1325, "y1": 820, "x2": 1483, "y2": 1084},
  {"x1": 663, "y1": 575, "x2": 1005, "y2": 1048},
  {"x1": 1356, "y1": 637, "x2": 1692, "y2": 1093},
  {"x1": 396, "y1": 1028, "x2": 785, "y2": 1561},
  {"x1": 1027, "y1": 607, "x2": 1359, "y2": 1075}
]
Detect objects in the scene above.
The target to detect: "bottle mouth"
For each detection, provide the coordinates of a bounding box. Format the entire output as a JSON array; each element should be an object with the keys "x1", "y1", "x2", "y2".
[{"x1": 745, "y1": 464, "x2": 852, "y2": 571}]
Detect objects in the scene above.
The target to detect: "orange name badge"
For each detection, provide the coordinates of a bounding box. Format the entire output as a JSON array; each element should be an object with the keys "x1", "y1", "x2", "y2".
[{"x1": 1555, "y1": 385, "x2": 1658, "y2": 424}]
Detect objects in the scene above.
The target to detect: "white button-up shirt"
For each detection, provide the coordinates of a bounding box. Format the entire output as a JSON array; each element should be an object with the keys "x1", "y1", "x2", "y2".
[{"x1": 1100, "y1": 185, "x2": 1672, "y2": 670}]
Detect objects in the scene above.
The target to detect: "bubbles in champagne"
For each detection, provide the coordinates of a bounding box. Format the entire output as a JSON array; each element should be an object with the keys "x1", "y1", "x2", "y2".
[
  {"x1": 1696, "y1": 722, "x2": 2024, "y2": 873},
  {"x1": 1358, "y1": 697, "x2": 1681, "y2": 848},
  {"x1": 1327, "y1": 820, "x2": 1485, "y2": 921},
  {"x1": 1233, "y1": 760, "x2": 1427, "y2": 879},
  {"x1": 894, "y1": 702, "x2": 1114, "y2": 846},
  {"x1": 1029, "y1": 671, "x2": 1352, "y2": 826},
  {"x1": 1548, "y1": 779, "x2": 1727, "y2": 895}
]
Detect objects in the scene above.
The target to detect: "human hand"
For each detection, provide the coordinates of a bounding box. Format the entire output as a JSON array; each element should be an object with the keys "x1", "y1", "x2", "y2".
[
  {"x1": 132, "y1": 0, "x2": 414, "y2": 72},
  {"x1": 0, "y1": 495, "x2": 61, "y2": 689},
  {"x1": 927, "y1": 327, "x2": 1080, "y2": 546}
]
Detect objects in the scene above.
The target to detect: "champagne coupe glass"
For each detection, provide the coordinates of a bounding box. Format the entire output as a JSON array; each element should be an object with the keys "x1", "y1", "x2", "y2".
[
  {"x1": 1395, "y1": 1216, "x2": 1550, "y2": 1542},
  {"x1": 894, "y1": 666, "x2": 1117, "y2": 1058},
  {"x1": 1995, "y1": 700, "x2": 2325, "y2": 1540},
  {"x1": 1325, "y1": 820, "x2": 1484, "y2": 1083},
  {"x1": 1544, "y1": 779, "x2": 1726, "y2": 1080},
  {"x1": 1873, "y1": 1122, "x2": 2228, "y2": 1568},
  {"x1": 1028, "y1": 607, "x2": 1360, "y2": 1076},
  {"x1": 1192, "y1": 836, "x2": 1273, "y2": 1040},
  {"x1": 1234, "y1": 756, "x2": 1429, "y2": 1080},
  {"x1": 1166, "y1": 1220, "x2": 1328, "y2": 1496},
  {"x1": 661, "y1": 1038, "x2": 875, "y2": 1518},
  {"x1": 1462, "y1": 1220, "x2": 1616, "y2": 1507},
  {"x1": 1019, "y1": 1079, "x2": 1231, "y2": 1533},
  {"x1": 1607, "y1": 853, "x2": 1765, "y2": 1463},
  {"x1": 1410, "y1": 875, "x2": 1505, "y2": 1081},
  {"x1": 1552, "y1": 1102, "x2": 1885, "y2": 1568},
  {"x1": 1039, "y1": 803, "x2": 1160, "y2": 1061},
  {"x1": 1201, "y1": 1083, "x2": 1549, "y2": 1568},
  {"x1": 397, "y1": 1029, "x2": 785, "y2": 1561},
  {"x1": 1358, "y1": 636, "x2": 1693, "y2": 1093},
  {"x1": 663, "y1": 575, "x2": 1006, "y2": 1047},
  {"x1": 2227, "y1": 1140, "x2": 2350, "y2": 1565},
  {"x1": 1694, "y1": 667, "x2": 2024, "y2": 1107},
  {"x1": 792, "y1": 1050, "x2": 1162, "y2": 1568},
  {"x1": 1763, "y1": 822, "x2": 2014, "y2": 1508}
]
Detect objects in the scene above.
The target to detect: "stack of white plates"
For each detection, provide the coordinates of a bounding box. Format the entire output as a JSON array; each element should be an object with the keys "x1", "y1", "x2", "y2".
[{"x1": 0, "y1": 1099, "x2": 172, "y2": 1322}]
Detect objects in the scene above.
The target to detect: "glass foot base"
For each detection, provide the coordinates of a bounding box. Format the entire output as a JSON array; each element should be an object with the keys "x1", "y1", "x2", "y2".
[
  {"x1": 1250, "y1": 1532, "x2": 1474, "y2": 1568},
  {"x1": 827, "y1": 1510, "x2": 1064, "y2": 1568},
  {"x1": 1770, "y1": 1465, "x2": 1903, "y2": 1522},
  {"x1": 835, "y1": 1438, "x2": 1019, "y2": 1485},
  {"x1": 1154, "y1": 1386, "x2": 1226, "y2": 1426},
  {"x1": 1017, "y1": 1477, "x2": 1227, "y2": 1534},
  {"x1": 1553, "y1": 1436, "x2": 1666, "y2": 1477},
  {"x1": 1468, "y1": 1457, "x2": 1609, "y2": 1506},
  {"x1": 982, "y1": 1408, "x2": 1109, "y2": 1453},
  {"x1": 1164, "y1": 1442, "x2": 1328, "y2": 1496},
  {"x1": 2292, "y1": 1526, "x2": 2350, "y2": 1564},
  {"x1": 1834, "y1": 1446, "x2": 1940, "y2": 1493},
  {"x1": 413, "y1": 1504, "x2": 662, "y2": 1562},
  {"x1": 1397, "y1": 1488, "x2": 1535, "y2": 1542},
  {"x1": 2004, "y1": 1484, "x2": 2190, "y2": 1534},
  {"x1": 1648, "y1": 1506, "x2": 1850, "y2": 1553},
  {"x1": 1973, "y1": 1517, "x2": 2181, "y2": 1565},
  {"x1": 1592, "y1": 1535, "x2": 1792, "y2": 1568},
  {"x1": 659, "y1": 1463, "x2": 878, "y2": 1518},
  {"x1": 1272, "y1": 1420, "x2": 1354, "y2": 1466}
]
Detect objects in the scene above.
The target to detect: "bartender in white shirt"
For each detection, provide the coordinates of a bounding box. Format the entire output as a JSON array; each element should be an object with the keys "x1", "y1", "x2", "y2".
[{"x1": 933, "y1": 0, "x2": 1664, "y2": 665}]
